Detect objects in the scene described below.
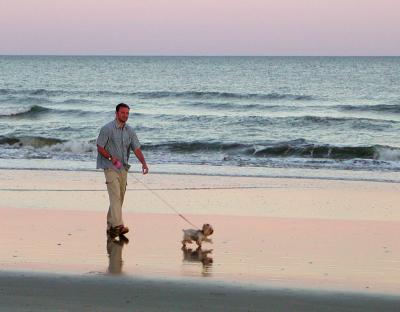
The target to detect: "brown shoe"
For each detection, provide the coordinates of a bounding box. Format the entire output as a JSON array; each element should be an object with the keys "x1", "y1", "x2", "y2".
[
  {"x1": 119, "y1": 234, "x2": 130, "y2": 244},
  {"x1": 113, "y1": 225, "x2": 129, "y2": 236},
  {"x1": 118, "y1": 225, "x2": 129, "y2": 235},
  {"x1": 107, "y1": 225, "x2": 129, "y2": 238}
]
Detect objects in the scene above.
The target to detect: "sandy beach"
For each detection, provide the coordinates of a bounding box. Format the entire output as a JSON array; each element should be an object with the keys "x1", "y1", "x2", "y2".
[{"x1": 1, "y1": 169, "x2": 399, "y2": 311}]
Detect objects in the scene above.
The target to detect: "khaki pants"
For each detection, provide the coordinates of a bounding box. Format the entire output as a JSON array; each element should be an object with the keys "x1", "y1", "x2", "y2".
[{"x1": 104, "y1": 169, "x2": 128, "y2": 229}]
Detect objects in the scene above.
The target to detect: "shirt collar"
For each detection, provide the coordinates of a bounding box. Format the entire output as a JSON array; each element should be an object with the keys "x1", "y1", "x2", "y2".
[{"x1": 114, "y1": 119, "x2": 125, "y2": 129}]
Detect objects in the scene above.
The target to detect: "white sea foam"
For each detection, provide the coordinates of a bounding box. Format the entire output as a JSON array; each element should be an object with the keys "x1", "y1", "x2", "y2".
[
  {"x1": 0, "y1": 106, "x2": 34, "y2": 116},
  {"x1": 48, "y1": 141, "x2": 97, "y2": 154},
  {"x1": 376, "y1": 147, "x2": 400, "y2": 161}
]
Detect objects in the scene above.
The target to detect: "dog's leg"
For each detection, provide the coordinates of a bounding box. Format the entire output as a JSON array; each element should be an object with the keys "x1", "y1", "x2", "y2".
[{"x1": 182, "y1": 239, "x2": 191, "y2": 246}]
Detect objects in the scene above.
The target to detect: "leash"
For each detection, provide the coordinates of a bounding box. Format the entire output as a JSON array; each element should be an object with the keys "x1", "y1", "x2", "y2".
[{"x1": 131, "y1": 174, "x2": 200, "y2": 230}]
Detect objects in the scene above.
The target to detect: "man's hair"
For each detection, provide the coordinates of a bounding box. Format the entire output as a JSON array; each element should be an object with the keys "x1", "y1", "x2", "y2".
[{"x1": 116, "y1": 103, "x2": 130, "y2": 112}]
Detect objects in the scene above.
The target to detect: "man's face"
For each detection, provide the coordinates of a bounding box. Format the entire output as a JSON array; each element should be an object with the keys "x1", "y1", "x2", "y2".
[{"x1": 116, "y1": 107, "x2": 130, "y2": 123}]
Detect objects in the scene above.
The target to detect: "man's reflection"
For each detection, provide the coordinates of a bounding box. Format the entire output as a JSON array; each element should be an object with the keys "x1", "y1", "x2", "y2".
[
  {"x1": 107, "y1": 235, "x2": 129, "y2": 275},
  {"x1": 181, "y1": 246, "x2": 213, "y2": 276}
]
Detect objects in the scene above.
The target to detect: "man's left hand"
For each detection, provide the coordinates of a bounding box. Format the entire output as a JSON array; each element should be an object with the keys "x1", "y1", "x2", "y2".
[{"x1": 142, "y1": 163, "x2": 149, "y2": 175}]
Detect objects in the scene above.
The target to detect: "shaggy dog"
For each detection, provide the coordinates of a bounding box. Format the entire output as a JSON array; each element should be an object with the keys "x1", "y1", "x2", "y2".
[{"x1": 182, "y1": 223, "x2": 214, "y2": 247}]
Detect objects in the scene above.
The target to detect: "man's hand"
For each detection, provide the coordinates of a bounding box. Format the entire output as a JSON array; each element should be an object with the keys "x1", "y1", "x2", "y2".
[
  {"x1": 133, "y1": 148, "x2": 148, "y2": 174},
  {"x1": 111, "y1": 157, "x2": 122, "y2": 169},
  {"x1": 111, "y1": 156, "x2": 119, "y2": 165},
  {"x1": 142, "y1": 163, "x2": 149, "y2": 175}
]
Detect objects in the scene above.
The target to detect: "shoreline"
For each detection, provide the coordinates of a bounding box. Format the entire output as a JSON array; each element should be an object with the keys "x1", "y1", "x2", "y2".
[{"x1": 1, "y1": 163, "x2": 400, "y2": 183}]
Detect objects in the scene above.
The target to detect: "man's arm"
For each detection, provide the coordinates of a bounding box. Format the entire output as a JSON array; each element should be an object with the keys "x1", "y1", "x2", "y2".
[
  {"x1": 97, "y1": 145, "x2": 119, "y2": 166},
  {"x1": 133, "y1": 148, "x2": 148, "y2": 174},
  {"x1": 97, "y1": 126, "x2": 120, "y2": 165}
]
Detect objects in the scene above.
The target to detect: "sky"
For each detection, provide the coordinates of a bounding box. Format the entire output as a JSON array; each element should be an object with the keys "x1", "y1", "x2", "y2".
[{"x1": 0, "y1": 0, "x2": 399, "y2": 56}]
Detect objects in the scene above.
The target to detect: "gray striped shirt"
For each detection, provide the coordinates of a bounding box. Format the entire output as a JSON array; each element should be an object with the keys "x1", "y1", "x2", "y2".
[{"x1": 96, "y1": 120, "x2": 141, "y2": 171}]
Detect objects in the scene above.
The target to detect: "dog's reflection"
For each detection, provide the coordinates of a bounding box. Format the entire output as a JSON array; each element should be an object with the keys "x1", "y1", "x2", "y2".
[
  {"x1": 181, "y1": 246, "x2": 213, "y2": 276},
  {"x1": 107, "y1": 235, "x2": 129, "y2": 275}
]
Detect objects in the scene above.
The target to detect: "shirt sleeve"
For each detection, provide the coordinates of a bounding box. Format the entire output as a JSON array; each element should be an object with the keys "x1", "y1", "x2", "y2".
[
  {"x1": 96, "y1": 126, "x2": 110, "y2": 148},
  {"x1": 129, "y1": 129, "x2": 141, "y2": 150}
]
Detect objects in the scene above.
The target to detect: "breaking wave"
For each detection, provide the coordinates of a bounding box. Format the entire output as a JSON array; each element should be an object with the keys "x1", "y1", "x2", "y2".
[
  {"x1": 0, "y1": 135, "x2": 96, "y2": 153},
  {"x1": 1, "y1": 135, "x2": 399, "y2": 168},
  {"x1": 0, "y1": 105, "x2": 92, "y2": 118},
  {"x1": 142, "y1": 140, "x2": 400, "y2": 161},
  {"x1": 0, "y1": 105, "x2": 51, "y2": 117},
  {"x1": 0, "y1": 135, "x2": 65, "y2": 148}
]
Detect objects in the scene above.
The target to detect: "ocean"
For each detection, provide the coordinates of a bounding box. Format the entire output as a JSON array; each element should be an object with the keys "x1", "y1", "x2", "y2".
[{"x1": 1, "y1": 56, "x2": 399, "y2": 181}]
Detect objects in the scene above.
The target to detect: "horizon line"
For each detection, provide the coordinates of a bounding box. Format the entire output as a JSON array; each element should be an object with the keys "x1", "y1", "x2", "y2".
[{"x1": 1, "y1": 54, "x2": 400, "y2": 57}]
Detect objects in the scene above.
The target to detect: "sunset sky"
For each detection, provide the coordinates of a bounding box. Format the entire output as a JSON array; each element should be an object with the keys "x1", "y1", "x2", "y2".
[{"x1": 0, "y1": 0, "x2": 399, "y2": 55}]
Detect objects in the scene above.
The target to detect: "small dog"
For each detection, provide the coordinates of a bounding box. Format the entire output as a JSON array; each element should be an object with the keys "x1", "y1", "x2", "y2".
[{"x1": 182, "y1": 223, "x2": 214, "y2": 247}]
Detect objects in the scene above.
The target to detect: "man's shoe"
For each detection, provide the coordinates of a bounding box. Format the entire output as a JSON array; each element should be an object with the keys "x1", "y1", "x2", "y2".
[
  {"x1": 117, "y1": 225, "x2": 129, "y2": 235},
  {"x1": 119, "y1": 234, "x2": 130, "y2": 244},
  {"x1": 108, "y1": 225, "x2": 129, "y2": 237}
]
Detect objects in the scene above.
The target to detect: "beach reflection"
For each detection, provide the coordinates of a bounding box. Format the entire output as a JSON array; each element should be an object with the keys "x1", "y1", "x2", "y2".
[
  {"x1": 181, "y1": 246, "x2": 213, "y2": 277},
  {"x1": 107, "y1": 235, "x2": 129, "y2": 275}
]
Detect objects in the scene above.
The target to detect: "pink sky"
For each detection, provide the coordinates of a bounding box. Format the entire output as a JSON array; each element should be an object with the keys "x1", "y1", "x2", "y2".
[{"x1": 0, "y1": 0, "x2": 399, "y2": 55}]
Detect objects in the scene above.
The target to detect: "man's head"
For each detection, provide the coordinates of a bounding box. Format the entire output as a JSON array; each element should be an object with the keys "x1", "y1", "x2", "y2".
[{"x1": 115, "y1": 103, "x2": 130, "y2": 124}]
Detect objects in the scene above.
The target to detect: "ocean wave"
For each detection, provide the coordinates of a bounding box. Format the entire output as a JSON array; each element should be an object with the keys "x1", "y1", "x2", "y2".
[
  {"x1": 296, "y1": 115, "x2": 398, "y2": 131},
  {"x1": 1, "y1": 135, "x2": 399, "y2": 164},
  {"x1": 0, "y1": 94, "x2": 96, "y2": 105},
  {"x1": 134, "y1": 91, "x2": 314, "y2": 101},
  {"x1": 0, "y1": 89, "x2": 14, "y2": 95},
  {"x1": 253, "y1": 143, "x2": 400, "y2": 161},
  {"x1": 0, "y1": 88, "x2": 98, "y2": 97},
  {"x1": 251, "y1": 142, "x2": 376, "y2": 159},
  {"x1": 376, "y1": 146, "x2": 400, "y2": 161},
  {"x1": 0, "y1": 135, "x2": 65, "y2": 148},
  {"x1": 0, "y1": 89, "x2": 64, "y2": 96},
  {"x1": 338, "y1": 104, "x2": 400, "y2": 114},
  {"x1": 0, "y1": 105, "x2": 51, "y2": 117},
  {"x1": 261, "y1": 115, "x2": 396, "y2": 129},
  {"x1": 0, "y1": 88, "x2": 314, "y2": 101},
  {"x1": 0, "y1": 135, "x2": 97, "y2": 153},
  {"x1": 0, "y1": 96, "x2": 53, "y2": 105},
  {"x1": 183, "y1": 101, "x2": 284, "y2": 111},
  {"x1": 30, "y1": 89, "x2": 63, "y2": 96},
  {"x1": 0, "y1": 105, "x2": 91, "y2": 118},
  {"x1": 143, "y1": 142, "x2": 248, "y2": 152},
  {"x1": 183, "y1": 101, "x2": 399, "y2": 114},
  {"x1": 298, "y1": 115, "x2": 394, "y2": 124},
  {"x1": 156, "y1": 113, "x2": 397, "y2": 130},
  {"x1": 142, "y1": 140, "x2": 400, "y2": 161},
  {"x1": 69, "y1": 89, "x2": 315, "y2": 101},
  {"x1": 46, "y1": 140, "x2": 97, "y2": 153},
  {"x1": 60, "y1": 99, "x2": 95, "y2": 104}
]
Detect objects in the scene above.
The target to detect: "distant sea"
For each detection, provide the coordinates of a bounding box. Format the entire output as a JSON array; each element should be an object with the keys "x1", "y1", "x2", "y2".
[{"x1": 1, "y1": 56, "x2": 399, "y2": 182}]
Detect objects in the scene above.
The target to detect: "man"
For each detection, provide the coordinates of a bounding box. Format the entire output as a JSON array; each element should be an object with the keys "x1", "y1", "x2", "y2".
[{"x1": 97, "y1": 103, "x2": 148, "y2": 238}]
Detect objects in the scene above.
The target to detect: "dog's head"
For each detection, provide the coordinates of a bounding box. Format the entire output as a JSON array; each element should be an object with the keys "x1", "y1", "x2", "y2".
[{"x1": 202, "y1": 223, "x2": 214, "y2": 236}]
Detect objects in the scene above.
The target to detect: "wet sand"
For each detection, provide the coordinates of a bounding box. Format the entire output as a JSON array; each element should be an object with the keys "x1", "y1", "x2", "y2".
[
  {"x1": 0, "y1": 169, "x2": 399, "y2": 310},
  {"x1": 1, "y1": 270, "x2": 399, "y2": 312}
]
